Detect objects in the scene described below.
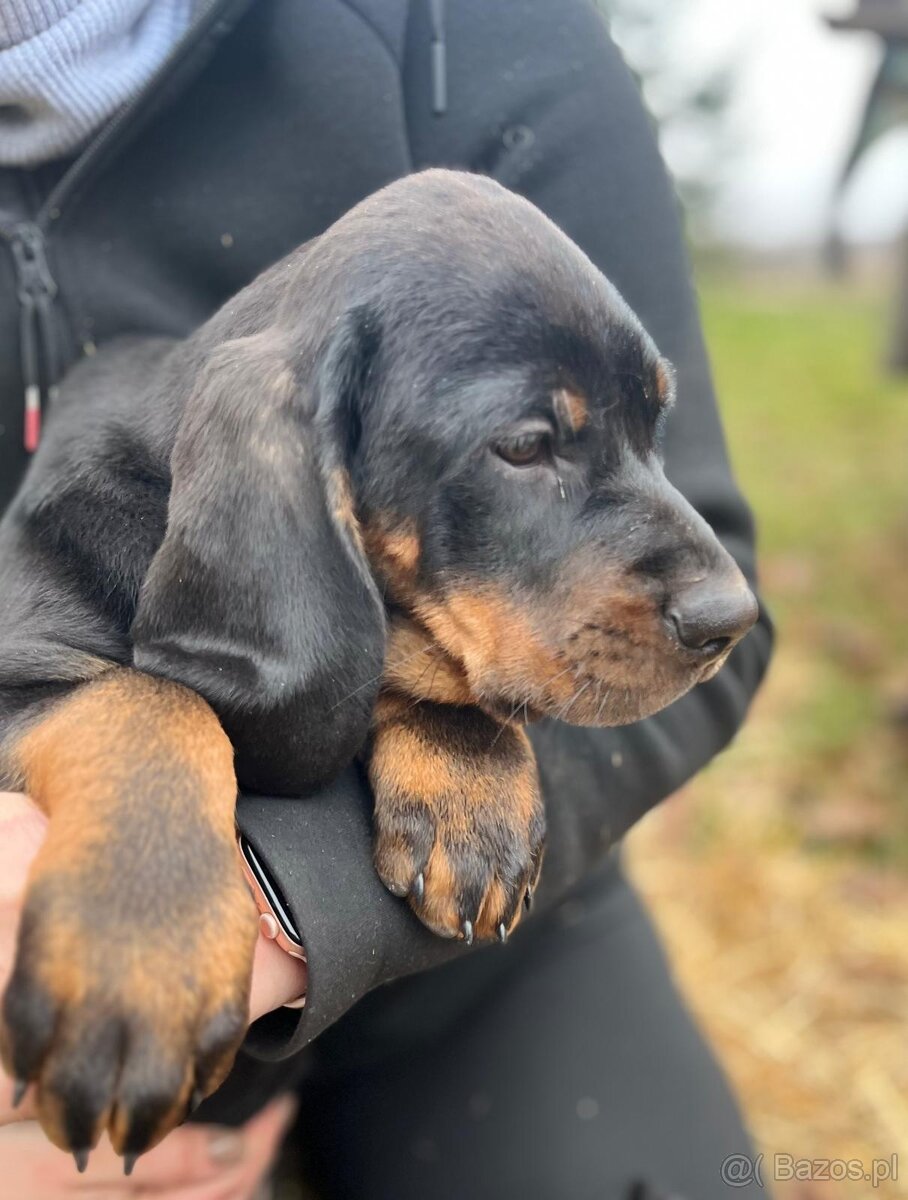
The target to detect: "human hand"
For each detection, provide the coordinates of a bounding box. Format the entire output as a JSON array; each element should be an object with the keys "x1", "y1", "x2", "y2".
[
  {"x1": 0, "y1": 1092, "x2": 297, "y2": 1200},
  {"x1": 0, "y1": 791, "x2": 48, "y2": 1125},
  {"x1": 0, "y1": 791, "x2": 306, "y2": 1126}
]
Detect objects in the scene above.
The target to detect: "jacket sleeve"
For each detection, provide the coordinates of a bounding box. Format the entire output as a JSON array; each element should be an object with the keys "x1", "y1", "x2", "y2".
[{"x1": 239, "y1": 0, "x2": 772, "y2": 1062}]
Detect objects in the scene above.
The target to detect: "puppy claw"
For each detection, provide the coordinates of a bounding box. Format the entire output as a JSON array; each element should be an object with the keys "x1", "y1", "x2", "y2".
[
  {"x1": 189, "y1": 1088, "x2": 204, "y2": 1115},
  {"x1": 73, "y1": 1149, "x2": 89, "y2": 1174},
  {"x1": 123, "y1": 1153, "x2": 138, "y2": 1177},
  {"x1": 524, "y1": 889, "x2": 534, "y2": 912},
  {"x1": 497, "y1": 923, "x2": 508, "y2": 944},
  {"x1": 462, "y1": 919, "x2": 474, "y2": 946},
  {"x1": 411, "y1": 873, "x2": 425, "y2": 903},
  {"x1": 11, "y1": 1079, "x2": 27, "y2": 1109}
]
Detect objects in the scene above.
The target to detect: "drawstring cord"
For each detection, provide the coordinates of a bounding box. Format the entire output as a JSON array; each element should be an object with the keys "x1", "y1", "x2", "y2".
[
  {"x1": 428, "y1": 0, "x2": 447, "y2": 115},
  {"x1": 9, "y1": 224, "x2": 59, "y2": 452}
]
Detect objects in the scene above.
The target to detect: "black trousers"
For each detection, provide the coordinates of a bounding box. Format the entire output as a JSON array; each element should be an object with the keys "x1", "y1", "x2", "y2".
[{"x1": 289, "y1": 860, "x2": 769, "y2": 1200}]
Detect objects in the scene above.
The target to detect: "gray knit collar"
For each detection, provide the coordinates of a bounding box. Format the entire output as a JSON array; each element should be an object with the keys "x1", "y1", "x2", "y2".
[
  {"x1": 0, "y1": 0, "x2": 199, "y2": 166},
  {"x1": 0, "y1": 1, "x2": 82, "y2": 48}
]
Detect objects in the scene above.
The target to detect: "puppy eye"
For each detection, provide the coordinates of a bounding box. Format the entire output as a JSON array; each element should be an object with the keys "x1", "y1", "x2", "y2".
[{"x1": 495, "y1": 431, "x2": 551, "y2": 467}]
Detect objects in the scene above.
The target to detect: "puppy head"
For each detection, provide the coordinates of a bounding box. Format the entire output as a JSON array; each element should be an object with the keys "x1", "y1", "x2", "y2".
[
  {"x1": 334, "y1": 171, "x2": 758, "y2": 726},
  {"x1": 133, "y1": 169, "x2": 757, "y2": 796}
]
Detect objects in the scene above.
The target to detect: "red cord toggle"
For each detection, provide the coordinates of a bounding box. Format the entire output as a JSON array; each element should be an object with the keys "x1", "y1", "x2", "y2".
[{"x1": 24, "y1": 385, "x2": 41, "y2": 452}]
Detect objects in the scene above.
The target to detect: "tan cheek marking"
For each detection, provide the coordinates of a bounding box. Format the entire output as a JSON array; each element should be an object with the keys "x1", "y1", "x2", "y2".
[
  {"x1": 569, "y1": 579, "x2": 656, "y2": 647},
  {"x1": 383, "y1": 616, "x2": 474, "y2": 705},
  {"x1": 413, "y1": 589, "x2": 577, "y2": 703},
  {"x1": 410, "y1": 560, "x2": 685, "y2": 724}
]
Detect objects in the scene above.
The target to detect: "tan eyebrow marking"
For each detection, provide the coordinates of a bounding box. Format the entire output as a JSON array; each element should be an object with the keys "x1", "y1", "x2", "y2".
[
  {"x1": 553, "y1": 387, "x2": 588, "y2": 433},
  {"x1": 653, "y1": 360, "x2": 676, "y2": 408}
]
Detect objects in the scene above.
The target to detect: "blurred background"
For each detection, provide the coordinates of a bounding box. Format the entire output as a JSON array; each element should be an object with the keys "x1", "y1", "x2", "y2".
[{"x1": 599, "y1": 1, "x2": 908, "y2": 1195}]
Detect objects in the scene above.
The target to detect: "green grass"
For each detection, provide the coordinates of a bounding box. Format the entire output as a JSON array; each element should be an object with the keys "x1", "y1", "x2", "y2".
[
  {"x1": 700, "y1": 277, "x2": 907, "y2": 617},
  {"x1": 694, "y1": 270, "x2": 908, "y2": 854}
]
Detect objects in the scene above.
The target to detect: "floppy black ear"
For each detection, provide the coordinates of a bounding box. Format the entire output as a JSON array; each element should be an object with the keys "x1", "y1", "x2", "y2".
[{"x1": 131, "y1": 313, "x2": 386, "y2": 795}]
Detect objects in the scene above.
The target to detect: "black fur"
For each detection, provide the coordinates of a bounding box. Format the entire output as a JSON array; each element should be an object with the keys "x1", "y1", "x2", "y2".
[{"x1": 0, "y1": 169, "x2": 753, "y2": 792}]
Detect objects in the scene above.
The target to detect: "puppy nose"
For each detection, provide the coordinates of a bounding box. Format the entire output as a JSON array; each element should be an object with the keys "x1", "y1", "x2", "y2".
[{"x1": 665, "y1": 580, "x2": 758, "y2": 657}]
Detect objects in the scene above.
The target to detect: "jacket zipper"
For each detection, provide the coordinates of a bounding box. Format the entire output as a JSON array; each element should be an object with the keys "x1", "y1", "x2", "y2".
[
  {"x1": 5, "y1": 223, "x2": 59, "y2": 451},
  {"x1": 1, "y1": 0, "x2": 445, "y2": 452},
  {"x1": 0, "y1": 0, "x2": 247, "y2": 452}
]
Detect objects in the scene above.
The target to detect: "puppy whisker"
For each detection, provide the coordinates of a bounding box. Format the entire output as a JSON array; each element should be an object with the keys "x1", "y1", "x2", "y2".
[
  {"x1": 594, "y1": 683, "x2": 612, "y2": 724},
  {"x1": 407, "y1": 656, "x2": 444, "y2": 709},
  {"x1": 489, "y1": 697, "x2": 529, "y2": 750},
  {"x1": 569, "y1": 679, "x2": 596, "y2": 719},
  {"x1": 329, "y1": 644, "x2": 433, "y2": 711}
]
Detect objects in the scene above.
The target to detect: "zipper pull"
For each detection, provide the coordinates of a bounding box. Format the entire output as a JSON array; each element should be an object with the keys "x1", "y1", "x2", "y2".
[{"x1": 10, "y1": 223, "x2": 58, "y2": 452}]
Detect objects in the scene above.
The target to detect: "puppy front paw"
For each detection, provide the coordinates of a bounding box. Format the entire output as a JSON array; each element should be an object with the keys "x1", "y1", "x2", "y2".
[
  {"x1": 370, "y1": 697, "x2": 545, "y2": 943},
  {"x1": 0, "y1": 806, "x2": 257, "y2": 1169}
]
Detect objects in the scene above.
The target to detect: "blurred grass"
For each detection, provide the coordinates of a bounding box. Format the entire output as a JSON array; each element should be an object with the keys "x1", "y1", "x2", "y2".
[
  {"x1": 628, "y1": 269, "x2": 908, "y2": 1199},
  {"x1": 702, "y1": 275, "x2": 908, "y2": 814}
]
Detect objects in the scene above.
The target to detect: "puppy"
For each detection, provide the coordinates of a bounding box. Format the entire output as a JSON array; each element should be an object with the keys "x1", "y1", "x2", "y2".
[{"x1": 0, "y1": 170, "x2": 757, "y2": 1166}]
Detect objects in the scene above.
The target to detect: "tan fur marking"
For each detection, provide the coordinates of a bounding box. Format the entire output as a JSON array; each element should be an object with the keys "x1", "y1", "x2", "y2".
[
  {"x1": 477, "y1": 879, "x2": 509, "y2": 935},
  {"x1": 362, "y1": 516, "x2": 421, "y2": 598},
  {"x1": 412, "y1": 588, "x2": 579, "y2": 711},
  {"x1": 383, "y1": 615, "x2": 473, "y2": 706},
  {"x1": 2, "y1": 669, "x2": 257, "y2": 1156},
  {"x1": 327, "y1": 467, "x2": 366, "y2": 554},
  {"x1": 16, "y1": 670, "x2": 236, "y2": 833},
  {"x1": 409, "y1": 565, "x2": 701, "y2": 727},
  {"x1": 370, "y1": 697, "x2": 544, "y2": 940},
  {"x1": 554, "y1": 387, "x2": 588, "y2": 432},
  {"x1": 421, "y1": 846, "x2": 461, "y2": 936},
  {"x1": 370, "y1": 712, "x2": 461, "y2": 802},
  {"x1": 654, "y1": 359, "x2": 675, "y2": 405}
]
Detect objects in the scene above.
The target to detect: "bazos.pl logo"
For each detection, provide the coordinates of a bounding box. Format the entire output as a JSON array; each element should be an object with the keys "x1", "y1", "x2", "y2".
[{"x1": 720, "y1": 1152, "x2": 898, "y2": 1190}]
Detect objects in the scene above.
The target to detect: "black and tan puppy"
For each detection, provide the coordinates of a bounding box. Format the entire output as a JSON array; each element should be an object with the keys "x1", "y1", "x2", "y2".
[{"x1": 0, "y1": 170, "x2": 757, "y2": 1166}]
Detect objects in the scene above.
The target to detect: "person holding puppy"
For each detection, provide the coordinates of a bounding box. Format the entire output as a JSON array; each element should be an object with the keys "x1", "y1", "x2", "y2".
[{"x1": 0, "y1": 2, "x2": 772, "y2": 1198}]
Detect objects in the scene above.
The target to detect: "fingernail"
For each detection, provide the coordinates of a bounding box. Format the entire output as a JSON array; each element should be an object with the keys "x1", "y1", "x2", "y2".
[{"x1": 207, "y1": 1129, "x2": 244, "y2": 1167}]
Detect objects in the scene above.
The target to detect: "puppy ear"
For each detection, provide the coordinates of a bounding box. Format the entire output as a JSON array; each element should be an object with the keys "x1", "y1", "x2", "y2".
[{"x1": 131, "y1": 313, "x2": 386, "y2": 795}]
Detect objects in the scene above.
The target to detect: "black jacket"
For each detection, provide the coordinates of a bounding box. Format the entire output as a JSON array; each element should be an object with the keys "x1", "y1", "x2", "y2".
[{"x1": 0, "y1": 0, "x2": 771, "y2": 1095}]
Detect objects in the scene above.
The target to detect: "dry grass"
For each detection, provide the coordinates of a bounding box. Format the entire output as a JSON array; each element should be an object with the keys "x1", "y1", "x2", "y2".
[{"x1": 628, "y1": 726, "x2": 908, "y2": 1198}]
